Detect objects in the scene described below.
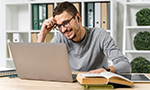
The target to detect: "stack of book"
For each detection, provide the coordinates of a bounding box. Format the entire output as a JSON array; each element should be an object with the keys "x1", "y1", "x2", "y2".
[
  {"x1": 76, "y1": 71, "x2": 134, "y2": 89},
  {"x1": 0, "y1": 67, "x2": 17, "y2": 77}
]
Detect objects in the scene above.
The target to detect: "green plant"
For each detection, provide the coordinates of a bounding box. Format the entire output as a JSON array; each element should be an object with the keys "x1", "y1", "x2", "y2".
[
  {"x1": 136, "y1": 8, "x2": 150, "y2": 26},
  {"x1": 131, "y1": 57, "x2": 150, "y2": 73},
  {"x1": 133, "y1": 31, "x2": 150, "y2": 50}
]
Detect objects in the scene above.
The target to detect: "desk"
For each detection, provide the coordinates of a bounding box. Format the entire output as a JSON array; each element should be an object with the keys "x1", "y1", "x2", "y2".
[{"x1": 0, "y1": 73, "x2": 150, "y2": 90}]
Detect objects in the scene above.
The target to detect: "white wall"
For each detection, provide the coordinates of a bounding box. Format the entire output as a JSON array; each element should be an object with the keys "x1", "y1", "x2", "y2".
[
  {"x1": 116, "y1": 0, "x2": 126, "y2": 49},
  {"x1": 0, "y1": 0, "x2": 6, "y2": 67},
  {"x1": 0, "y1": 0, "x2": 130, "y2": 67}
]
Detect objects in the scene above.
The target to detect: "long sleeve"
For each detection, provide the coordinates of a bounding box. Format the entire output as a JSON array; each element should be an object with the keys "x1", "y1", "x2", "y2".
[{"x1": 100, "y1": 29, "x2": 131, "y2": 73}]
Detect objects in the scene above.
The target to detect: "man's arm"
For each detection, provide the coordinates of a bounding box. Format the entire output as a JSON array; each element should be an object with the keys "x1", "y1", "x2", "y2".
[
  {"x1": 37, "y1": 17, "x2": 56, "y2": 42},
  {"x1": 102, "y1": 29, "x2": 131, "y2": 73},
  {"x1": 88, "y1": 66, "x2": 116, "y2": 73},
  {"x1": 108, "y1": 66, "x2": 116, "y2": 73},
  {"x1": 89, "y1": 29, "x2": 131, "y2": 73}
]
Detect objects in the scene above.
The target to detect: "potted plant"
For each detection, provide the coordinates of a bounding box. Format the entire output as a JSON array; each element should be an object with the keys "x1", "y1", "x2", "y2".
[
  {"x1": 131, "y1": 57, "x2": 150, "y2": 73},
  {"x1": 136, "y1": 8, "x2": 150, "y2": 26},
  {"x1": 134, "y1": 31, "x2": 150, "y2": 50}
]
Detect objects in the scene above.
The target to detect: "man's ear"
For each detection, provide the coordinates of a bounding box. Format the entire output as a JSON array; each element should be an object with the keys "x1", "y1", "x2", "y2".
[
  {"x1": 76, "y1": 13, "x2": 81, "y2": 22},
  {"x1": 77, "y1": 17, "x2": 80, "y2": 20}
]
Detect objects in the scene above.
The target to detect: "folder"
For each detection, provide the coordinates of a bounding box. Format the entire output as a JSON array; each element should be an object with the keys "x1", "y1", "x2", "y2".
[
  {"x1": 95, "y1": 2, "x2": 101, "y2": 28},
  {"x1": 101, "y1": 2, "x2": 108, "y2": 30}
]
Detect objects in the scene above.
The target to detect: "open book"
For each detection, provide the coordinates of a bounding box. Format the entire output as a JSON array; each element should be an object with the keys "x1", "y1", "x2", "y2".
[{"x1": 76, "y1": 71, "x2": 134, "y2": 87}]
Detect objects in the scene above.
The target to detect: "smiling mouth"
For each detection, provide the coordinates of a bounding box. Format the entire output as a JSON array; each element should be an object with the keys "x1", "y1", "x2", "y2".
[{"x1": 64, "y1": 28, "x2": 73, "y2": 36}]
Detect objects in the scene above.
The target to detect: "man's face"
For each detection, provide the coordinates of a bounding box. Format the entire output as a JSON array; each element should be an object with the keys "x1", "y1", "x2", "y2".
[{"x1": 54, "y1": 11, "x2": 80, "y2": 40}]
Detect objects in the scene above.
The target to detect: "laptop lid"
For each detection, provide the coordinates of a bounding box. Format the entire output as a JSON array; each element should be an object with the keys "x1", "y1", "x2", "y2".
[{"x1": 9, "y1": 43, "x2": 74, "y2": 82}]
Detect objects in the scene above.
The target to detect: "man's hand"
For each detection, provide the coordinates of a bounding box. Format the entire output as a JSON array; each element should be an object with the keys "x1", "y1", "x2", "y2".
[
  {"x1": 88, "y1": 68, "x2": 107, "y2": 73},
  {"x1": 37, "y1": 17, "x2": 56, "y2": 42},
  {"x1": 88, "y1": 66, "x2": 116, "y2": 73}
]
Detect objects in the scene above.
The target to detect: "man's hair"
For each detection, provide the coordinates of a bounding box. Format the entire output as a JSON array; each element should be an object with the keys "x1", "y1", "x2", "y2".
[{"x1": 53, "y1": 1, "x2": 78, "y2": 17}]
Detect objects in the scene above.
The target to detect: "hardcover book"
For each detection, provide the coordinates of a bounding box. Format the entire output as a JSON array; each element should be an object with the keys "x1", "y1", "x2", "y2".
[
  {"x1": 0, "y1": 68, "x2": 17, "y2": 77},
  {"x1": 76, "y1": 71, "x2": 134, "y2": 87},
  {"x1": 82, "y1": 84, "x2": 114, "y2": 89}
]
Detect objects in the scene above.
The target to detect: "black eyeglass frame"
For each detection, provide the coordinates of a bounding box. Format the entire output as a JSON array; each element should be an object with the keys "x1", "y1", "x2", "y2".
[{"x1": 54, "y1": 15, "x2": 76, "y2": 31}]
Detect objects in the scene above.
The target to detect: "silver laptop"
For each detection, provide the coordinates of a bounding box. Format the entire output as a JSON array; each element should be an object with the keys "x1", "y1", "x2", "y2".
[{"x1": 9, "y1": 43, "x2": 76, "y2": 82}]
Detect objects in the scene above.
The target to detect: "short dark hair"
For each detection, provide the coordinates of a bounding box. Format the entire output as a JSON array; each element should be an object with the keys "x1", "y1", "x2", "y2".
[{"x1": 53, "y1": 1, "x2": 78, "y2": 17}]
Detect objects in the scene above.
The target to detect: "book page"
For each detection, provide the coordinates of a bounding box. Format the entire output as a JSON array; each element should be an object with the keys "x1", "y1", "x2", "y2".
[
  {"x1": 101, "y1": 71, "x2": 131, "y2": 82},
  {"x1": 79, "y1": 73, "x2": 105, "y2": 78}
]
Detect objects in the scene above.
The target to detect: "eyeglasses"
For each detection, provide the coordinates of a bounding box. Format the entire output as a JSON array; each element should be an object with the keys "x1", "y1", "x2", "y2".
[{"x1": 55, "y1": 15, "x2": 76, "y2": 31}]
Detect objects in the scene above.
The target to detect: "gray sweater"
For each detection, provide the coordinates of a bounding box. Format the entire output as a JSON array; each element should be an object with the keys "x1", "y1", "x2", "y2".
[{"x1": 50, "y1": 27, "x2": 131, "y2": 73}]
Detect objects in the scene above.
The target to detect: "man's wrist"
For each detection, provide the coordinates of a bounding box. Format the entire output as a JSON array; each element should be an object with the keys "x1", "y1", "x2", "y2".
[
  {"x1": 102, "y1": 66, "x2": 110, "y2": 71},
  {"x1": 37, "y1": 33, "x2": 46, "y2": 42}
]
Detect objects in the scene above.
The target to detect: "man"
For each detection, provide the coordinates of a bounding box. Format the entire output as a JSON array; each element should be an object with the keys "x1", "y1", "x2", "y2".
[{"x1": 37, "y1": 1, "x2": 131, "y2": 73}]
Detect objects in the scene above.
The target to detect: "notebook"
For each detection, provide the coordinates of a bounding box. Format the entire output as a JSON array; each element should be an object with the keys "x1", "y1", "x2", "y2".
[
  {"x1": 0, "y1": 67, "x2": 16, "y2": 77},
  {"x1": 9, "y1": 43, "x2": 76, "y2": 82}
]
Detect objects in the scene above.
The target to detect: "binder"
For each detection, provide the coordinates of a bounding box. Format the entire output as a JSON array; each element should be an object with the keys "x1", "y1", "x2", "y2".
[
  {"x1": 73, "y1": 3, "x2": 81, "y2": 15},
  {"x1": 107, "y1": 2, "x2": 110, "y2": 30},
  {"x1": 39, "y1": 5, "x2": 43, "y2": 30},
  {"x1": 42, "y1": 4, "x2": 47, "y2": 25},
  {"x1": 101, "y1": 2, "x2": 108, "y2": 30},
  {"x1": 32, "y1": 4, "x2": 39, "y2": 30},
  {"x1": 44, "y1": 33, "x2": 52, "y2": 43},
  {"x1": 47, "y1": 4, "x2": 54, "y2": 30},
  {"x1": 39, "y1": 4, "x2": 47, "y2": 30},
  {"x1": 13, "y1": 33, "x2": 20, "y2": 42},
  {"x1": 47, "y1": 4, "x2": 54, "y2": 18},
  {"x1": 95, "y1": 2, "x2": 101, "y2": 28},
  {"x1": 86, "y1": 2, "x2": 94, "y2": 28},
  {"x1": 31, "y1": 33, "x2": 38, "y2": 42}
]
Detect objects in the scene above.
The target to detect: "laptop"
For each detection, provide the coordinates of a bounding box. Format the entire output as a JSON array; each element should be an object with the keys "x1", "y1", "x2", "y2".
[{"x1": 9, "y1": 42, "x2": 76, "y2": 82}]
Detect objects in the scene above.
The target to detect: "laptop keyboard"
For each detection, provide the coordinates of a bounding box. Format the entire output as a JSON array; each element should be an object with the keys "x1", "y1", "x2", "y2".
[{"x1": 72, "y1": 74, "x2": 77, "y2": 82}]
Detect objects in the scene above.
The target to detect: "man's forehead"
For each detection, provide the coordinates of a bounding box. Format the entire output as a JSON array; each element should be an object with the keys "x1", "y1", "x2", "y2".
[{"x1": 54, "y1": 11, "x2": 72, "y2": 24}]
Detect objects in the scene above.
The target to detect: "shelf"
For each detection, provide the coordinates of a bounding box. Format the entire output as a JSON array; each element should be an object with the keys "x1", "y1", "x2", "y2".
[
  {"x1": 6, "y1": 4, "x2": 29, "y2": 30},
  {"x1": 106, "y1": 30, "x2": 111, "y2": 33},
  {"x1": 123, "y1": 1, "x2": 150, "y2": 61},
  {"x1": 125, "y1": 3, "x2": 150, "y2": 26},
  {"x1": 125, "y1": 50, "x2": 150, "y2": 53},
  {"x1": 126, "y1": 26, "x2": 150, "y2": 29},
  {"x1": 83, "y1": 0, "x2": 111, "y2": 2},
  {"x1": 30, "y1": 30, "x2": 59, "y2": 33},
  {"x1": 5, "y1": 2, "x2": 29, "y2": 5},
  {"x1": 6, "y1": 58, "x2": 13, "y2": 61},
  {"x1": 126, "y1": 2, "x2": 150, "y2": 6},
  {"x1": 3, "y1": 0, "x2": 116, "y2": 68},
  {"x1": 30, "y1": 0, "x2": 56, "y2": 4},
  {"x1": 6, "y1": 30, "x2": 29, "y2": 33},
  {"x1": 56, "y1": 0, "x2": 82, "y2": 2}
]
